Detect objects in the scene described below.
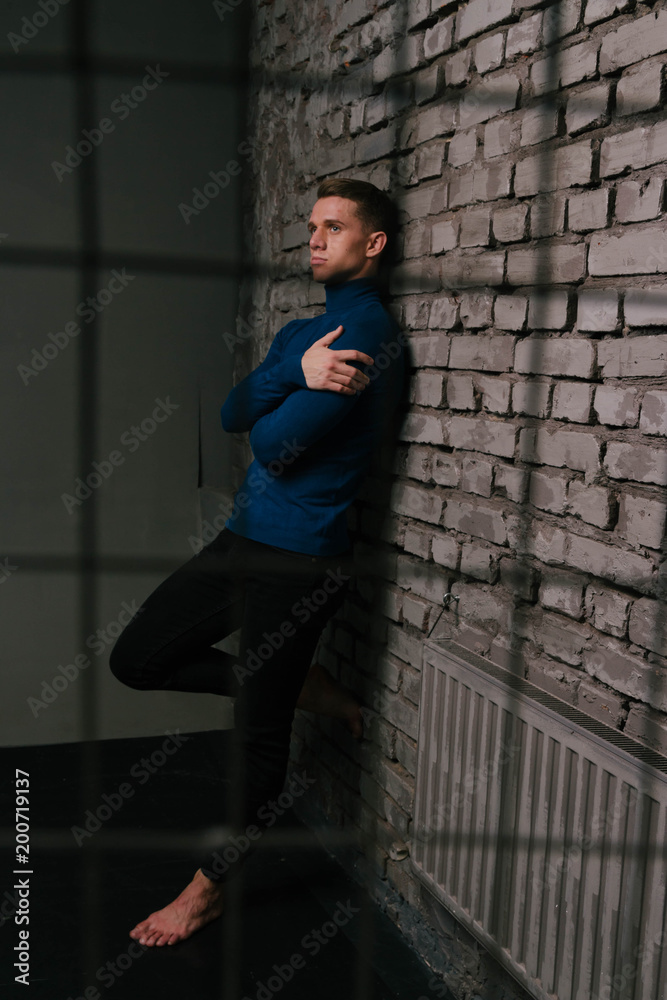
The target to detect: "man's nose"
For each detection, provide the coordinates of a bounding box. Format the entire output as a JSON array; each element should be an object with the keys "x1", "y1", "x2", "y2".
[{"x1": 309, "y1": 227, "x2": 325, "y2": 248}]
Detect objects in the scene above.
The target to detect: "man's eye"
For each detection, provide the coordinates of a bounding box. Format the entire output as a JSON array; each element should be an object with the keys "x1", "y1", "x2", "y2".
[{"x1": 330, "y1": 225, "x2": 340, "y2": 232}]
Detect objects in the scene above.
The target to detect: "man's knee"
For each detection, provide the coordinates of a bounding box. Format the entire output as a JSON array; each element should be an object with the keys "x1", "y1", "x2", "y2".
[{"x1": 108, "y1": 639, "x2": 151, "y2": 690}]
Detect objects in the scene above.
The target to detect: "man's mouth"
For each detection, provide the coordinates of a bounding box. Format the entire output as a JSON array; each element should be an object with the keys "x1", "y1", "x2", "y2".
[{"x1": 310, "y1": 257, "x2": 327, "y2": 264}]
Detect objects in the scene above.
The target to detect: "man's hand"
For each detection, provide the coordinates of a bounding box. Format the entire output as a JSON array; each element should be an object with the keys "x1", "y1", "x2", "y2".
[{"x1": 301, "y1": 325, "x2": 375, "y2": 395}]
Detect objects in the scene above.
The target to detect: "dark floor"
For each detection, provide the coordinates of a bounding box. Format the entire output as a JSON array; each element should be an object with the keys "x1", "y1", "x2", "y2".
[{"x1": 0, "y1": 730, "x2": 452, "y2": 1000}]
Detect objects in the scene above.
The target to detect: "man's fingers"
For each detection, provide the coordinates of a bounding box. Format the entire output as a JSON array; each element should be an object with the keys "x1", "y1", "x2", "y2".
[
  {"x1": 329, "y1": 348, "x2": 375, "y2": 365},
  {"x1": 318, "y1": 324, "x2": 344, "y2": 345}
]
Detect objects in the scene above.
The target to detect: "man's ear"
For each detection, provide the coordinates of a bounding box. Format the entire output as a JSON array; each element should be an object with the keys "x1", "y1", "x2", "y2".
[{"x1": 367, "y1": 230, "x2": 387, "y2": 258}]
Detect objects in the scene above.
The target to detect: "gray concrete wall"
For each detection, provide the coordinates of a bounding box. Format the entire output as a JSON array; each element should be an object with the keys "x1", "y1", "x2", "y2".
[{"x1": 1, "y1": 0, "x2": 252, "y2": 745}]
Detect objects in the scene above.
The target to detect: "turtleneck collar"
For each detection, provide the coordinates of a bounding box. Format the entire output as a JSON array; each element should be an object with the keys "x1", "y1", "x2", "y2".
[{"x1": 324, "y1": 276, "x2": 382, "y2": 313}]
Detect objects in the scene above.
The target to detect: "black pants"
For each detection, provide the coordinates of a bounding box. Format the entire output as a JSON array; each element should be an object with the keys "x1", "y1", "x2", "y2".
[{"x1": 109, "y1": 527, "x2": 353, "y2": 882}]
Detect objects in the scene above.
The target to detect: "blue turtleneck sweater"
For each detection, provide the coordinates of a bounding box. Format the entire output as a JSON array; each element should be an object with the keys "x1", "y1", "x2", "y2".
[{"x1": 220, "y1": 277, "x2": 406, "y2": 555}]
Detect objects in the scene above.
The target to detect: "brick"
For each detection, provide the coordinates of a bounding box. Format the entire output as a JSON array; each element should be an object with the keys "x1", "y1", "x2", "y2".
[
  {"x1": 590, "y1": 226, "x2": 667, "y2": 277},
  {"x1": 404, "y1": 220, "x2": 430, "y2": 259},
  {"x1": 494, "y1": 293, "x2": 528, "y2": 330},
  {"x1": 459, "y1": 72, "x2": 521, "y2": 128},
  {"x1": 447, "y1": 373, "x2": 477, "y2": 410},
  {"x1": 398, "y1": 185, "x2": 445, "y2": 221},
  {"x1": 383, "y1": 686, "x2": 420, "y2": 738},
  {"x1": 515, "y1": 337, "x2": 595, "y2": 378},
  {"x1": 576, "y1": 289, "x2": 620, "y2": 332},
  {"x1": 512, "y1": 379, "x2": 552, "y2": 418},
  {"x1": 565, "y1": 83, "x2": 611, "y2": 135},
  {"x1": 355, "y1": 124, "x2": 398, "y2": 165},
  {"x1": 517, "y1": 520, "x2": 567, "y2": 563},
  {"x1": 533, "y1": 612, "x2": 592, "y2": 667},
  {"x1": 616, "y1": 178, "x2": 664, "y2": 224},
  {"x1": 456, "y1": 0, "x2": 513, "y2": 42},
  {"x1": 461, "y1": 541, "x2": 498, "y2": 581},
  {"x1": 600, "y1": 10, "x2": 667, "y2": 74},
  {"x1": 507, "y1": 244, "x2": 587, "y2": 284},
  {"x1": 484, "y1": 118, "x2": 513, "y2": 158},
  {"x1": 532, "y1": 40, "x2": 598, "y2": 94},
  {"x1": 640, "y1": 391, "x2": 667, "y2": 437},
  {"x1": 475, "y1": 375, "x2": 511, "y2": 414},
  {"x1": 566, "y1": 535, "x2": 654, "y2": 591},
  {"x1": 593, "y1": 385, "x2": 638, "y2": 427},
  {"x1": 443, "y1": 251, "x2": 506, "y2": 288},
  {"x1": 397, "y1": 554, "x2": 450, "y2": 604},
  {"x1": 448, "y1": 171, "x2": 474, "y2": 208},
  {"x1": 400, "y1": 411, "x2": 446, "y2": 444},
  {"x1": 598, "y1": 335, "x2": 667, "y2": 378},
  {"x1": 413, "y1": 371, "x2": 446, "y2": 407},
  {"x1": 445, "y1": 49, "x2": 472, "y2": 87},
  {"x1": 429, "y1": 296, "x2": 459, "y2": 330},
  {"x1": 527, "y1": 290, "x2": 570, "y2": 330},
  {"x1": 474, "y1": 33, "x2": 505, "y2": 74},
  {"x1": 617, "y1": 493, "x2": 666, "y2": 550},
  {"x1": 600, "y1": 121, "x2": 667, "y2": 177},
  {"x1": 542, "y1": 0, "x2": 582, "y2": 44},
  {"x1": 625, "y1": 703, "x2": 667, "y2": 756},
  {"x1": 617, "y1": 61, "x2": 664, "y2": 117},
  {"x1": 506, "y1": 12, "x2": 542, "y2": 59},
  {"x1": 404, "y1": 443, "x2": 432, "y2": 483},
  {"x1": 530, "y1": 194, "x2": 566, "y2": 239},
  {"x1": 584, "y1": 643, "x2": 666, "y2": 711},
  {"x1": 395, "y1": 33, "x2": 426, "y2": 72},
  {"x1": 584, "y1": 0, "x2": 632, "y2": 25},
  {"x1": 406, "y1": 0, "x2": 433, "y2": 30},
  {"x1": 410, "y1": 333, "x2": 451, "y2": 367},
  {"x1": 568, "y1": 189, "x2": 610, "y2": 233},
  {"x1": 449, "y1": 333, "x2": 516, "y2": 369},
  {"x1": 539, "y1": 568, "x2": 585, "y2": 619},
  {"x1": 448, "y1": 128, "x2": 477, "y2": 167},
  {"x1": 500, "y1": 558, "x2": 537, "y2": 599},
  {"x1": 461, "y1": 456, "x2": 494, "y2": 496},
  {"x1": 515, "y1": 141, "x2": 593, "y2": 196},
  {"x1": 521, "y1": 106, "x2": 559, "y2": 147},
  {"x1": 451, "y1": 581, "x2": 514, "y2": 632},
  {"x1": 567, "y1": 480, "x2": 613, "y2": 528},
  {"x1": 416, "y1": 144, "x2": 444, "y2": 181},
  {"x1": 604, "y1": 442, "x2": 667, "y2": 486},
  {"x1": 530, "y1": 469, "x2": 569, "y2": 513},
  {"x1": 585, "y1": 585, "x2": 631, "y2": 637},
  {"x1": 472, "y1": 161, "x2": 513, "y2": 201},
  {"x1": 414, "y1": 102, "x2": 458, "y2": 145},
  {"x1": 432, "y1": 453, "x2": 460, "y2": 487},
  {"x1": 391, "y1": 483, "x2": 443, "y2": 523},
  {"x1": 493, "y1": 204, "x2": 528, "y2": 243},
  {"x1": 495, "y1": 464, "x2": 528, "y2": 502},
  {"x1": 577, "y1": 677, "x2": 626, "y2": 726},
  {"x1": 552, "y1": 381, "x2": 593, "y2": 423},
  {"x1": 460, "y1": 207, "x2": 492, "y2": 248},
  {"x1": 527, "y1": 655, "x2": 581, "y2": 701},
  {"x1": 520, "y1": 426, "x2": 600, "y2": 475},
  {"x1": 629, "y1": 598, "x2": 667, "y2": 657},
  {"x1": 449, "y1": 416, "x2": 517, "y2": 458},
  {"x1": 459, "y1": 291, "x2": 494, "y2": 328},
  {"x1": 625, "y1": 289, "x2": 667, "y2": 328},
  {"x1": 415, "y1": 65, "x2": 445, "y2": 106},
  {"x1": 424, "y1": 16, "x2": 455, "y2": 60},
  {"x1": 432, "y1": 533, "x2": 460, "y2": 569},
  {"x1": 431, "y1": 218, "x2": 459, "y2": 254},
  {"x1": 403, "y1": 298, "x2": 430, "y2": 331}
]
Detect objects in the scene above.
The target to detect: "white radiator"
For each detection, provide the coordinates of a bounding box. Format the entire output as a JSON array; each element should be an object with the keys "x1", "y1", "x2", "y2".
[{"x1": 411, "y1": 639, "x2": 667, "y2": 1000}]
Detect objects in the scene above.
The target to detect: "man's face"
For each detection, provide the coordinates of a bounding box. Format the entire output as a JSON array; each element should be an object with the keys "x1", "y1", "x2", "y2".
[{"x1": 307, "y1": 196, "x2": 383, "y2": 284}]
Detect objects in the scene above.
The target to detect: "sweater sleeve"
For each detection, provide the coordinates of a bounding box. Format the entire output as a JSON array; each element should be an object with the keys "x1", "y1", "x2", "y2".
[
  {"x1": 220, "y1": 322, "x2": 308, "y2": 433},
  {"x1": 248, "y1": 318, "x2": 403, "y2": 465}
]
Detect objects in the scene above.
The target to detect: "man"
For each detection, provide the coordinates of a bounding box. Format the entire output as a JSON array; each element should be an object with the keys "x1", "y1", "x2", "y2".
[{"x1": 109, "y1": 177, "x2": 406, "y2": 946}]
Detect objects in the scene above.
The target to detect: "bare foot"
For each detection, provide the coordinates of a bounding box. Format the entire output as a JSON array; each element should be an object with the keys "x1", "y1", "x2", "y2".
[
  {"x1": 296, "y1": 662, "x2": 364, "y2": 740},
  {"x1": 129, "y1": 868, "x2": 224, "y2": 947}
]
